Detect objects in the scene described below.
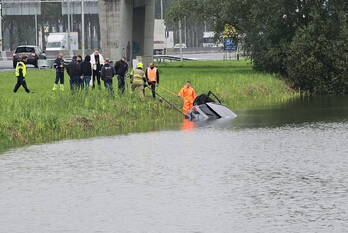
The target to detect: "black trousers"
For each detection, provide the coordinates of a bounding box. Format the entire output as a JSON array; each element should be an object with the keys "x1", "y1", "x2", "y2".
[
  {"x1": 148, "y1": 81, "x2": 157, "y2": 98},
  {"x1": 14, "y1": 76, "x2": 30, "y2": 93},
  {"x1": 55, "y1": 71, "x2": 64, "y2": 84},
  {"x1": 104, "y1": 79, "x2": 114, "y2": 94},
  {"x1": 70, "y1": 76, "x2": 82, "y2": 91},
  {"x1": 117, "y1": 75, "x2": 125, "y2": 94},
  {"x1": 92, "y1": 69, "x2": 101, "y2": 88}
]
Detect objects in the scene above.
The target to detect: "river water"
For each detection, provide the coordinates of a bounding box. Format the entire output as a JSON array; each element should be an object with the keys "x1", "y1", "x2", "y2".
[{"x1": 1, "y1": 96, "x2": 348, "y2": 233}]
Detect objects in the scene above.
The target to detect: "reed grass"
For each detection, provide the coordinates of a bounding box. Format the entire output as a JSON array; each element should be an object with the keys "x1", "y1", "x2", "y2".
[{"x1": 0, "y1": 60, "x2": 298, "y2": 152}]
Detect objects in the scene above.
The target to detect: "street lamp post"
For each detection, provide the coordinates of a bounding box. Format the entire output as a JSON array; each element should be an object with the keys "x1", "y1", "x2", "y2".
[
  {"x1": 67, "y1": 0, "x2": 71, "y2": 54},
  {"x1": 179, "y1": 19, "x2": 183, "y2": 62},
  {"x1": 0, "y1": 0, "x2": 3, "y2": 52},
  {"x1": 35, "y1": 13, "x2": 38, "y2": 46},
  {"x1": 81, "y1": 0, "x2": 85, "y2": 58},
  {"x1": 160, "y1": 0, "x2": 163, "y2": 19}
]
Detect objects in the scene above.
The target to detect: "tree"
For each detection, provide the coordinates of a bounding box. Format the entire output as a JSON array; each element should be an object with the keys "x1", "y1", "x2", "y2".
[
  {"x1": 166, "y1": 0, "x2": 348, "y2": 94},
  {"x1": 286, "y1": 1, "x2": 348, "y2": 94}
]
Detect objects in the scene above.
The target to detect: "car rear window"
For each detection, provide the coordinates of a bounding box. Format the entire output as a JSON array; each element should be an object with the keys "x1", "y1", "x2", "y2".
[{"x1": 15, "y1": 47, "x2": 35, "y2": 53}]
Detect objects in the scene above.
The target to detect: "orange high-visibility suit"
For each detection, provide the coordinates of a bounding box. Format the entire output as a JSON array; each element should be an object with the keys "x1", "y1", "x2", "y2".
[{"x1": 178, "y1": 86, "x2": 196, "y2": 114}]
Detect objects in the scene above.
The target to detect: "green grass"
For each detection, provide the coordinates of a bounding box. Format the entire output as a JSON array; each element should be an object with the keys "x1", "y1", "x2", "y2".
[
  {"x1": 0, "y1": 60, "x2": 298, "y2": 152},
  {"x1": 159, "y1": 60, "x2": 298, "y2": 110}
]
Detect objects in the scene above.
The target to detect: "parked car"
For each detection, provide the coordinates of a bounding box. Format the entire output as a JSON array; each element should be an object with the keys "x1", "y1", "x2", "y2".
[{"x1": 12, "y1": 45, "x2": 46, "y2": 68}]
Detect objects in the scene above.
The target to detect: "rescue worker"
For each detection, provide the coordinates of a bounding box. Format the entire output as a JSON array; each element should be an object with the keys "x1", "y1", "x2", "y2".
[
  {"x1": 13, "y1": 56, "x2": 30, "y2": 93},
  {"x1": 130, "y1": 63, "x2": 147, "y2": 97},
  {"x1": 52, "y1": 53, "x2": 65, "y2": 91},
  {"x1": 66, "y1": 56, "x2": 82, "y2": 91},
  {"x1": 101, "y1": 58, "x2": 116, "y2": 93},
  {"x1": 145, "y1": 62, "x2": 160, "y2": 98},
  {"x1": 90, "y1": 49, "x2": 105, "y2": 89},
  {"x1": 114, "y1": 57, "x2": 128, "y2": 94},
  {"x1": 177, "y1": 81, "x2": 196, "y2": 115}
]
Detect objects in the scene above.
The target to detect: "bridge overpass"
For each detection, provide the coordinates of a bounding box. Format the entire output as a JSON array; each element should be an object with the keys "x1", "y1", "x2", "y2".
[
  {"x1": 1, "y1": 0, "x2": 155, "y2": 65},
  {"x1": 99, "y1": 0, "x2": 155, "y2": 66}
]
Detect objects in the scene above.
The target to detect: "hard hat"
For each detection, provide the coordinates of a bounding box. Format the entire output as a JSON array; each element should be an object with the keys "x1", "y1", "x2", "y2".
[{"x1": 137, "y1": 63, "x2": 143, "y2": 69}]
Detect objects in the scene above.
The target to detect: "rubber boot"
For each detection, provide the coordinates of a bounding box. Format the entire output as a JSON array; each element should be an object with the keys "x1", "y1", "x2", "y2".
[
  {"x1": 60, "y1": 84, "x2": 65, "y2": 91},
  {"x1": 52, "y1": 84, "x2": 58, "y2": 91}
]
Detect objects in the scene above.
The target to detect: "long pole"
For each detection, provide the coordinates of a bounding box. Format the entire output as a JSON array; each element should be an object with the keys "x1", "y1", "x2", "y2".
[
  {"x1": 67, "y1": 0, "x2": 71, "y2": 53},
  {"x1": 35, "y1": 13, "x2": 38, "y2": 46},
  {"x1": 81, "y1": 0, "x2": 85, "y2": 58},
  {"x1": 154, "y1": 91, "x2": 186, "y2": 117},
  {"x1": 67, "y1": 0, "x2": 70, "y2": 34},
  {"x1": 160, "y1": 0, "x2": 163, "y2": 19},
  {"x1": 0, "y1": 1, "x2": 3, "y2": 51},
  {"x1": 71, "y1": 2, "x2": 73, "y2": 32},
  {"x1": 157, "y1": 85, "x2": 178, "y2": 96},
  {"x1": 179, "y1": 20, "x2": 183, "y2": 62},
  {"x1": 184, "y1": 16, "x2": 187, "y2": 45}
]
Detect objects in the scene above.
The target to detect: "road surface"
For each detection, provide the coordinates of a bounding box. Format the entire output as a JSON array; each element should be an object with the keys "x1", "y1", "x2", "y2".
[
  {"x1": 0, "y1": 51, "x2": 242, "y2": 71},
  {"x1": 0, "y1": 61, "x2": 39, "y2": 72}
]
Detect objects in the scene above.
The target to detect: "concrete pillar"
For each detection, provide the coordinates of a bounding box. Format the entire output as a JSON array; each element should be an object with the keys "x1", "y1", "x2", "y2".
[
  {"x1": 99, "y1": 0, "x2": 133, "y2": 61},
  {"x1": 98, "y1": 0, "x2": 120, "y2": 59},
  {"x1": 99, "y1": 0, "x2": 154, "y2": 64},
  {"x1": 143, "y1": 0, "x2": 155, "y2": 67},
  {"x1": 132, "y1": 7, "x2": 145, "y2": 58},
  {"x1": 120, "y1": 1, "x2": 133, "y2": 61}
]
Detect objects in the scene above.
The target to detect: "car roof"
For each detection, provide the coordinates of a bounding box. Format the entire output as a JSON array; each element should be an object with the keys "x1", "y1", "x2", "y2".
[{"x1": 17, "y1": 45, "x2": 38, "y2": 48}]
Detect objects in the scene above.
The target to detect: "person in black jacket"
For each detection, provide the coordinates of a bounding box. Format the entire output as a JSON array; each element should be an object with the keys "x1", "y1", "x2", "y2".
[
  {"x1": 66, "y1": 56, "x2": 82, "y2": 91},
  {"x1": 114, "y1": 57, "x2": 128, "y2": 94},
  {"x1": 77, "y1": 55, "x2": 83, "y2": 88},
  {"x1": 81, "y1": 55, "x2": 92, "y2": 89},
  {"x1": 101, "y1": 58, "x2": 115, "y2": 93},
  {"x1": 52, "y1": 53, "x2": 65, "y2": 91}
]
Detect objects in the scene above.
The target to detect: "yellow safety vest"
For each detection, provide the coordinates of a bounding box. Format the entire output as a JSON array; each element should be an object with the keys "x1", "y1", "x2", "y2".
[
  {"x1": 15, "y1": 62, "x2": 27, "y2": 77},
  {"x1": 147, "y1": 67, "x2": 158, "y2": 82},
  {"x1": 131, "y1": 69, "x2": 145, "y2": 83}
]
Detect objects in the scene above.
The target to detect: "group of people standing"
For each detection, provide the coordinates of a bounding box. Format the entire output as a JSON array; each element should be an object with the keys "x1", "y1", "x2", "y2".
[
  {"x1": 52, "y1": 49, "x2": 159, "y2": 96},
  {"x1": 13, "y1": 49, "x2": 196, "y2": 115}
]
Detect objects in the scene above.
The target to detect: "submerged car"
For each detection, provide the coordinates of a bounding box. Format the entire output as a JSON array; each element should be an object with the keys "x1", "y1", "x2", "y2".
[
  {"x1": 187, "y1": 91, "x2": 237, "y2": 121},
  {"x1": 13, "y1": 45, "x2": 46, "y2": 68}
]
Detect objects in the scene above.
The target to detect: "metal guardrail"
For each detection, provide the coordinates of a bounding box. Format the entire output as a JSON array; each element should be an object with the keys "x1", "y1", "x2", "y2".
[
  {"x1": 154, "y1": 55, "x2": 197, "y2": 62},
  {"x1": 167, "y1": 47, "x2": 224, "y2": 55},
  {"x1": 0, "y1": 51, "x2": 12, "y2": 61},
  {"x1": 1, "y1": 54, "x2": 197, "y2": 70}
]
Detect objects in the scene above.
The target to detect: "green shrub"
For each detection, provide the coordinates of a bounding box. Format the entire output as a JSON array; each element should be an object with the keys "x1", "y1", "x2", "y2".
[{"x1": 286, "y1": 11, "x2": 348, "y2": 94}]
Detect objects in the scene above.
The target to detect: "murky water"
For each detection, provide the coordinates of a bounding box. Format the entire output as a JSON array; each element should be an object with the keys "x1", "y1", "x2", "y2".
[{"x1": 1, "y1": 96, "x2": 348, "y2": 233}]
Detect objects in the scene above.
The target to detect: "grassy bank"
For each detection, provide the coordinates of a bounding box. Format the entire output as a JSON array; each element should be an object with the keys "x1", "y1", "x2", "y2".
[{"x1": 0, "y1": 60, "x2": 298, "y2": 152}]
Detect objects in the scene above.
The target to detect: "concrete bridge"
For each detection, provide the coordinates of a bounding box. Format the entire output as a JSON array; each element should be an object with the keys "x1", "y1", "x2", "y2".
[{"x1": 98, "y1": 0, "x2": 155, "y2": 66}]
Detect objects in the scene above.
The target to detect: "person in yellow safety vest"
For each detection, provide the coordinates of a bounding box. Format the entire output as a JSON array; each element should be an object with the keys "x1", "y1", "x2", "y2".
[
  {"x1": 14, "y1": 56, "x2": 30, "y2": 93},
  {"x1": 130, "y1": 63, "x2": 147, "y2": 97},
  {"x1": 145, "y1": 62, "x2": 160, "y2": 98}
]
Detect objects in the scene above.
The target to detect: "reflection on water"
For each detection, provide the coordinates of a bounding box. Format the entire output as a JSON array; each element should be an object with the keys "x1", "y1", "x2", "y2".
[
  {"x1": 233, "y1": 96, "x2": 348, "y2": 129},
  {"x1": 181, "y1": 119, "x2": 196, "y2": 131},
  {"x1": 0, "y1": 96, "x2": 348, "y2": 233}
]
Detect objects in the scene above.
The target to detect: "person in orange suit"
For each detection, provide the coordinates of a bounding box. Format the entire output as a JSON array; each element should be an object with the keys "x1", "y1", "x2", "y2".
[{"x1": 177, "y1": 81, "x2": 197, "y2": 115}]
